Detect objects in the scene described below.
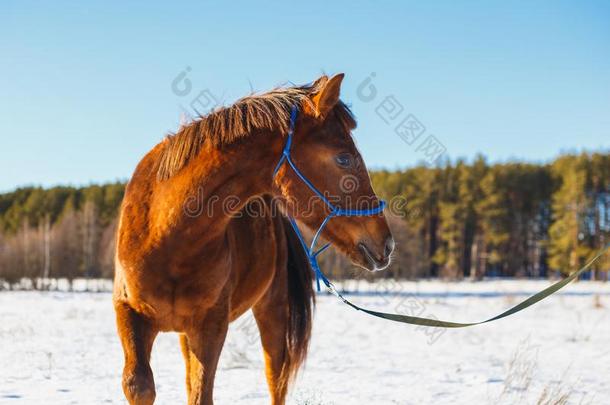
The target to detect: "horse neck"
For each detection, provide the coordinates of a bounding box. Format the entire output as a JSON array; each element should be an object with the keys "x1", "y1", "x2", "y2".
[{"x1": 158, "y1": 130, "x2": 283, "y2": 248}]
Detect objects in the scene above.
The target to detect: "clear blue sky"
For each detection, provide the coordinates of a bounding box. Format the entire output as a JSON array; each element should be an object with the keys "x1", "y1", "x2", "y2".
[{"x1": 1, "y1": 0, "x2": 609, "y2": 192}]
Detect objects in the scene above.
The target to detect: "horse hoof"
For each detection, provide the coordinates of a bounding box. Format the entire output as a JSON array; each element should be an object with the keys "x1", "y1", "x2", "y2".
[{"x1": 123, "y1": 370, "x2": 156, "y2": 405}]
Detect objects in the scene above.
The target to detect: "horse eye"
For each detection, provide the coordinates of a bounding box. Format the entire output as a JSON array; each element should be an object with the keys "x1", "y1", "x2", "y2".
[{"x1": 335, "y1": 153, "x2": 353, "y2": 168}]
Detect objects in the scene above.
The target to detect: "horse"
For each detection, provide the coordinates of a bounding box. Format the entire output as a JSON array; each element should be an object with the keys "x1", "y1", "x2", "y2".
[{"x1": 113, "y1": 73, "x2": 394, "y2": 405}]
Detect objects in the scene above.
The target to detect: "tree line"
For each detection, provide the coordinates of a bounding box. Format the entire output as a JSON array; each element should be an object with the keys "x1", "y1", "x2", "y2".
[
  {"x1": 0, "y1": 152, "x2": 608, "y2": 289},
  {"x1": 0, "y1": 183, "x2": 124, "y2": 288}
]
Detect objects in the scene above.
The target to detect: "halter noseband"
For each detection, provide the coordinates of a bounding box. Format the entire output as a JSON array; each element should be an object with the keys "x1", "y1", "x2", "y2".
[{"x1": 273, "y1": 106, "x2": 386, "y2": 291}]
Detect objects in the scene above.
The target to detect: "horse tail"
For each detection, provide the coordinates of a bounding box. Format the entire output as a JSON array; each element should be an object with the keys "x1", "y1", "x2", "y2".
[{"x1": 280, "y1": 214, "x2": 315, "y2": 390}]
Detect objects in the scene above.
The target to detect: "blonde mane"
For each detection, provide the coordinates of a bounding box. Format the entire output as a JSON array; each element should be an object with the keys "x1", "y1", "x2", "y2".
[{"x1": 156, "y1": 83, "x2": 355, "y2": 181}]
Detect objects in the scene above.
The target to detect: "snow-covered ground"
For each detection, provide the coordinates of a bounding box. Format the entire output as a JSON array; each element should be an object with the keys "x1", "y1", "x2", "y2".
[{"x1": 1, "y1": 280, "x2": 609, "y2": 404}]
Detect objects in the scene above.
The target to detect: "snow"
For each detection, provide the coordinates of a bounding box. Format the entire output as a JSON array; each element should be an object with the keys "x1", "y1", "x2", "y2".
[{"x1": 1, "y1": 280, "x2": 609, "y2": 404}]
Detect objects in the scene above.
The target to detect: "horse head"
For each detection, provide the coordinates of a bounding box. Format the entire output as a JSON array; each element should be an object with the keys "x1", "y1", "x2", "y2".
[{"x1": 274, "y1": 74, "x2": 394, "y2": 271}]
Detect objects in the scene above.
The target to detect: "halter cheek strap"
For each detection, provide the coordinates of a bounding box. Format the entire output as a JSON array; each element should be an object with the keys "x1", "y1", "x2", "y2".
[{"x1": 272, "y1": 106, "x2": 386, "y2": 291}]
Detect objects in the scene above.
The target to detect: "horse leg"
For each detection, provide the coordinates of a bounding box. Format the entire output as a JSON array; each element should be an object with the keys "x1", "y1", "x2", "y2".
[
  {"x1": 115, "y1": 301, "x2": 158, "y2": 405},
  {"x1": 252, "y1": 288, "x2": 292, "y2": 405},
  {"x1": 179, "y1": 333, "x2": 192, "y2": 398},
  {"x1": 183, "y1": 302, "x2": 229, "y2": 405},
  {"x1": 251, "y1": 216, "x2": 314, "y2": 405}
]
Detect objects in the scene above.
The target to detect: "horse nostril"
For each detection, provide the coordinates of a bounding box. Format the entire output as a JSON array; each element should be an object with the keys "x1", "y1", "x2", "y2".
[{"x1": 384, "y1": 237, "x2": 395, "y2": 257}]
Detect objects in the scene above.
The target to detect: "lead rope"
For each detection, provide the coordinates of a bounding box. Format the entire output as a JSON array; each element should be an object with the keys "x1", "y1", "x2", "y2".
[{"x1": 274, "y1": 105, "x2": 610, "y2": 328}]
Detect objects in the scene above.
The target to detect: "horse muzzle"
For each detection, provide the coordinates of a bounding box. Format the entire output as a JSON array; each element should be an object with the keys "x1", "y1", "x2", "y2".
[{"x1": 356, "y1": 236, "x2": 394, "y2": 271}]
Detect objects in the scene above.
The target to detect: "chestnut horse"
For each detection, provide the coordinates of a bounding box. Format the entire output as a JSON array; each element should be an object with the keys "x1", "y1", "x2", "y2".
[{"x1": 113, "y1": 73, "x2": 393, "y2": 405}]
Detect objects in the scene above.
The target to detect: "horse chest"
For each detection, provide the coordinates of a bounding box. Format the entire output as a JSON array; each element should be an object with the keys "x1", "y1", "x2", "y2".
[
  {"x1": 120, "y1": 254, "x2": 231, "y2": 331},
  {"x1": 118, "y1": 212, "x2": 280, "y2": 331}
]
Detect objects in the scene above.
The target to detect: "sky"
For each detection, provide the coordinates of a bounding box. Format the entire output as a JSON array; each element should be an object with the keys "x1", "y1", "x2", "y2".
[{"x1": 1, "y1": 0, "x2": 609, "y2": 192}]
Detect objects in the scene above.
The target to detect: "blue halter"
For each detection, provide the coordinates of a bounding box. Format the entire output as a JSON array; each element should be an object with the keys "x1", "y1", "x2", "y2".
[{"x1": 273, "y1": 106, "x2": 386, "y2": 291}]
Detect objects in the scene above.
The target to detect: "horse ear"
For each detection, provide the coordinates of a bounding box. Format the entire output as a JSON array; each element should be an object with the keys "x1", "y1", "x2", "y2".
[
  {"x1": 311, "y1": 75, "x2": 329, "y2": 90},
  {"x1": 308, "y1": 73, "x2": 344, "y2": 119}
]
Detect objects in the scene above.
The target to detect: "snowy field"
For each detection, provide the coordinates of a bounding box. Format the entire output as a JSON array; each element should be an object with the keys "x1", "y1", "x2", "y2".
[{"x1": 1, "y1": 280, "x2": 609, "y2": 405}]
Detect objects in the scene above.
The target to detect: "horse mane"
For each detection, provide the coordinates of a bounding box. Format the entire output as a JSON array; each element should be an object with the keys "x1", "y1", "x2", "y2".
[{"x1": 156, "y1": 82, "x2": 356, "y2": 181}]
